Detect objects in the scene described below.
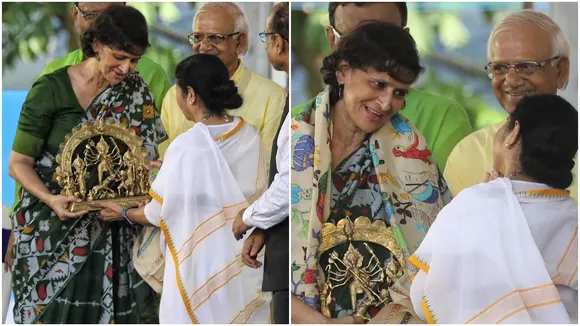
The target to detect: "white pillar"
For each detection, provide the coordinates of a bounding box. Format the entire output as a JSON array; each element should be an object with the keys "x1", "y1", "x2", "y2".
[{"x1": 550, "y1": 2, "x2": 578, "y2": 109}]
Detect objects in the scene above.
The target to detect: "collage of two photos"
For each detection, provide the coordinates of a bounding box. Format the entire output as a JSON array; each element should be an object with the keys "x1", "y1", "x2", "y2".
[
  {"x1": 1, "y1": 1, "x2": 578, "y2": 325},
  {"x1": 2, "y1": 1, "x2": 289, "y2": 324}
]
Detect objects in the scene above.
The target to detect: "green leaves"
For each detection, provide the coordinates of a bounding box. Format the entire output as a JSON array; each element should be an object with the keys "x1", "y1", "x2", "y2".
[{"x1": 2, "y1": 3, "x2": 63, "y2": 70}]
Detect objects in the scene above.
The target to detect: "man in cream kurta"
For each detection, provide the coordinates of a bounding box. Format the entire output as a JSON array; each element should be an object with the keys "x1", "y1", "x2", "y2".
[
  {"x1": 158, "y1": 3, "x2": 287, "y2": 167},
  {"x1": 445, "y1": 122, "x2": 578, "y2": 200},
  {"x1": 444, "y1": 10, "x2": 577, "y2": 201}
]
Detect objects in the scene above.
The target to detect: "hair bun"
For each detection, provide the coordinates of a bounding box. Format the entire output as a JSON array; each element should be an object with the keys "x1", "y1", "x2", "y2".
[{"x1": 208, "y1": 80, "x2": 243, "y2": 110}]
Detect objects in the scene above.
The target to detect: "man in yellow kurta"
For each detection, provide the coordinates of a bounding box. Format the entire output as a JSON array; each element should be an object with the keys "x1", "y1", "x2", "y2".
[
  {"x1": 159, "y1": 2, "x2": 287, "y2": 165},
  {"x1": 444, "y1": 10, "x2": 577, "y2": 201}
]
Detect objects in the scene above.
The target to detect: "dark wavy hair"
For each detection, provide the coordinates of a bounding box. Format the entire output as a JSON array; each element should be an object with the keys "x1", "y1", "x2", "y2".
[
  {"x1": 80, "y1": 6, "x2": 150, "y2": 57},
  {"x1": 175, "y1": 54, "x2": 243, "y2": 115},
  {"x1": 321, "y1": 21, "x2": 423, "y2": 105},
  {"x1": 506, "y1": 94, "x2": 578, "y2": 189}
]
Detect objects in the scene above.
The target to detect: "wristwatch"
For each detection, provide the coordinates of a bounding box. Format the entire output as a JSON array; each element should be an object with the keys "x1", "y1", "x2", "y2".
[{"x1": 122, "y1": 206, "x2": 134, "y2": 225}]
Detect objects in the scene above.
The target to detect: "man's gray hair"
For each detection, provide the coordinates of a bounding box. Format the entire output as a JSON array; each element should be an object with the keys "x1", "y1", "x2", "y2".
[
  {"x1": 193, "y1": 2, "x2": 250, "y2": 55},
  {"x1": 487, "y1": 10, "x2": 570, "y2": 89}
]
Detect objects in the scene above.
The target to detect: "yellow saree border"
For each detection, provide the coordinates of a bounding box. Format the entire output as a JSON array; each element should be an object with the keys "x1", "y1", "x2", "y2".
[
  {"x1": 160, "y1": 219, "x2": 199, "y2": 323},
  {"x1": 409, "y1": 255, "x2": 430, "y2": 273},
  {"x1": 465, "y1": 282, "x2": 561, "y2": 324},
  {"x1": 215, "y1": 118, "x2": 245, "y2": 142},
  {"x1": 148, "y1": 189, "x2": 163, "y2": 204},
  {"x1": 230, "y1": 291, "x2": 267, "y2": 324},
  {"x1": 420, "y1": 295, "x2": 437, "y2": 324},
  {"x1": 552, "y1": 226, "x2": 578, "y2": 286}
]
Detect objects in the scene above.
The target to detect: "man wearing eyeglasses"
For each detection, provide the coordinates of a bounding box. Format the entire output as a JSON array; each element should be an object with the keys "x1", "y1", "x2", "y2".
[
  {"x1": 444, "y1": 10, "x2": 577, "y2": 201},
  {"x1": 292, "y1": 2, "x2": 473, "y2": 173},
  {"x1": 232, "y1": 3, "x2": 289, "y2": 323},
  {"x1": 158, "y1": 2, "x2": 287, "y2": 169}
]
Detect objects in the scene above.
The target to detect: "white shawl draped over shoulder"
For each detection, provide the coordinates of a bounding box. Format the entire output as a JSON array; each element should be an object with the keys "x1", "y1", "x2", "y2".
[
  {"x1": 409, "y1": 177, "x2": 576, "y2": 323},
  {"x1": 145, "y1": 118, "x2": 269, "y2": 323}
]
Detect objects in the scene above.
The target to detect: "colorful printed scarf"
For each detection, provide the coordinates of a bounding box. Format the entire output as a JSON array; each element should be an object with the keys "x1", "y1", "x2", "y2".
[{"x1": 291, "y1": 88, "x2": 450, "y2": 322}]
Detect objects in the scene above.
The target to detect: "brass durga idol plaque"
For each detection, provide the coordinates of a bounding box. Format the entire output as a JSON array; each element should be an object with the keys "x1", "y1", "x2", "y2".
[
  {"x1": 55, "y1": 119, "x2": 150, "y2": 212},
  {"x1": 318, "y1": 216, "x2": 405, "y2": 320}
]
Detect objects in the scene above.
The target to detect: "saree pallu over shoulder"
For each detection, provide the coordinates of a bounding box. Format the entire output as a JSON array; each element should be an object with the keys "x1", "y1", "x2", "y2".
[
  {"x1": 290, "y1": 88, "x2": 449, "y2": 320},
  {"x1": 151, "y1": 122, "x2": 269, "y2": 323},
  {"x1": 11, "y1": 72, "x2": 167, "y2": 324},
  {"x1": 409, "y1": 178, "x2": 571, "y2": 323}
]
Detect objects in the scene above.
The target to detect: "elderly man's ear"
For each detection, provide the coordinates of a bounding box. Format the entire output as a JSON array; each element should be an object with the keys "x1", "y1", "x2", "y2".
[
  {"x1": 556, "y1": 57, "x2": 570, "y2": 90},
  {"x1": 277, "y1": 36, "x2": 287, "y2": 54},
  {"x1": 236, "y1": 33, "x2": 248, "y2": 55}
]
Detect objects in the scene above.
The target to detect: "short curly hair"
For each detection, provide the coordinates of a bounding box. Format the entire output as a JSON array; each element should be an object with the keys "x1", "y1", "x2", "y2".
[
  {"x1": 321, "y1": 21, "x2": 422, "y2": 105},
  {"x1": 80, "y1": 5, "x2": 150, "y2": 58}
]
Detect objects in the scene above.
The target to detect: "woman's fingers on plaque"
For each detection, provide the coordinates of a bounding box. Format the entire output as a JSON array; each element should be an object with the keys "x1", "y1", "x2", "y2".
[{"x1": 147, "y1": 160, "x2": 163, "y2": 170}]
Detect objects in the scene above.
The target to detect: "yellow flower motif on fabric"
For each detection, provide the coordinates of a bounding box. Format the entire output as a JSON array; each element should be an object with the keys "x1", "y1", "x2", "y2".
[
  {"x1": 349, "y1": 172, "x2": 357, "y2": 181},
  {"x1": 314, "y1": 147, "x2": 321, "y2": 167},
  {"x1": 143, "y1": 105, "x2": 155, "y2": 119},
  {"x1": 377, "y1": 173, "x2": 389, "y2": 184}
]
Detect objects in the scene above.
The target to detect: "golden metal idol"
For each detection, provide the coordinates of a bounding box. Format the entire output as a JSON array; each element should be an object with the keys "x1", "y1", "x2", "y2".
[
  {"x1": 319, "y1": 216, "x2": 404, "y2": 320},
  {"x1": 55, "y1": 119, "x2": 150, "y2": 212}
]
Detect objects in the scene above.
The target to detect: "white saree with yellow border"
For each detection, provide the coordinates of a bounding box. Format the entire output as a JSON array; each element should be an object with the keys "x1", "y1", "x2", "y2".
[
  {"x1": 144, "y1": 117, "x2": 270, "y2": 323},
  {"x1": 409, "y1": 177, "x2": 577, "y2": 323}
]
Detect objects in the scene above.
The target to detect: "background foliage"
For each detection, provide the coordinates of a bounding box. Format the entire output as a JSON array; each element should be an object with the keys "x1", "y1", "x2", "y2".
[{"x1": 2, "y1": 2, "x2": 193, "y2": 80}]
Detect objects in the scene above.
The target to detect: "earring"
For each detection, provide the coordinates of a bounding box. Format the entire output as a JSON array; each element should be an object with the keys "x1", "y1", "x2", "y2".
[
  {"x1": 505, "y1": 143, "x2": 511, "y2": 148},
  {"x1": 338, "y1": 84, "x2": 344, "y2": 99},
  {"x1": 96, "y1": 52, "x2": 100, "y2": 62},
  {"x1": 401, "y1": 100, "x2": 406, "y2": 111}
]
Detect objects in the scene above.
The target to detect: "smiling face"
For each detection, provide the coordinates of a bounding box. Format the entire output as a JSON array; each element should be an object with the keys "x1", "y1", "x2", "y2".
[
  {"x1": 489, "y1": 23, "x2": 569, "y2": 113},
  {"x1": 93, "y1": 43, "x2": 141, "y2": 85},
  {"x1": 192, "y1": 9, "x2": 244, "y2": 73},
  {"x1": 336, "y1": 64, "x2": 410, "y2": 133}
]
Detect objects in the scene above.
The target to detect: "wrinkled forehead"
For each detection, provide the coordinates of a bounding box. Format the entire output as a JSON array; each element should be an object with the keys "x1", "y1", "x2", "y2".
[
  {"x1": 194, "y1": 9, "x2": 236, "y2": 34},
  {"x1": 358, "y1": 66, "x2": 413, "y2": 89},
  {"x1": 334, "y1": 3, "x2": 402, "y2": 33},
  {"x1": 77, "y1": 2, "x2": 120, "y2": 13},
  {"x1": 106, "y1": 45, "x2": 144, "y2": 59},
  {"x1": 490, "y1": 24, "x2": 553, "y2": 62}
]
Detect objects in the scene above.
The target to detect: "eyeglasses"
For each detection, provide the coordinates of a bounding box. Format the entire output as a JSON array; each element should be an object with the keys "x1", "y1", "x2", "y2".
[
  {"x1": 74, "y1": 4, "x2": 101, "y2": 20},
  {"x1": 484, "y1": 56, "x2": 561, "y2": 79},
  {"x1": 259, "y1": 32, "x2": 276, "y2": 42},
  {"x1": 258, "y1": 32, "x2": 288, "y2": 43},
  {"x1": 330, "y1": 25, "x2": 342, "y2": 39},
  {"x1": 188, "y1": 32, "x2": 240, "y2": 45}
]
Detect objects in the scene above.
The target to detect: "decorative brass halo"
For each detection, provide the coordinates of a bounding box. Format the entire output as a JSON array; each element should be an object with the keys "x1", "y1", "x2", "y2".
[{"x1": 55, "y1": 119, "x2": 151, "y2": 212}]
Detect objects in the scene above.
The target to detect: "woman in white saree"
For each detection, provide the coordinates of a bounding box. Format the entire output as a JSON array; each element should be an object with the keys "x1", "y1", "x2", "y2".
[
  {"x1": 409, "y1": 94, "x2": 578, "y2": 323},
  {"x1": 94, "y1": 54, "x2": 270, "y2": 323}
]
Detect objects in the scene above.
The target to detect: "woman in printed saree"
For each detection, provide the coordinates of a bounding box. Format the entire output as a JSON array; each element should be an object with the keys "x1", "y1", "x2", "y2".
[
  {"x1": 410, "y1": 94, "x2": 578, "y2": 323},
  {"x1": 291, "y1": 21, "x2": 451, "y2": 324},
  {"x1": 7, "y1": 6, "x2": 167, "y2": 324},
  {"x1": 94, "y1": 53, "x2": 270, "y2": 324}
]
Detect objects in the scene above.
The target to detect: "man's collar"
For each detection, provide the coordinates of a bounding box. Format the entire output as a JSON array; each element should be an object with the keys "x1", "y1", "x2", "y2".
[{"x1": 231, "y1": 59, "x2": 246, "y2": 82}]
